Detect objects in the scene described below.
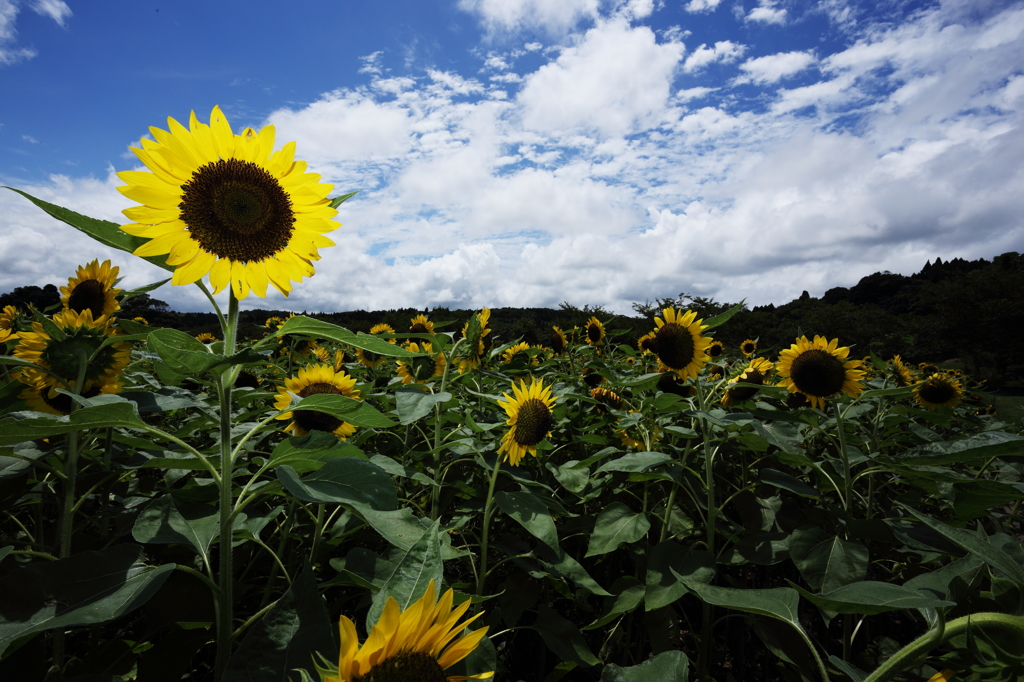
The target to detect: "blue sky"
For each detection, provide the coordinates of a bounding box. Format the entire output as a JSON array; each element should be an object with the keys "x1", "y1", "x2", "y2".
[{"x1": 1, "y1": 0, "x2": 1022, "y2": 314}]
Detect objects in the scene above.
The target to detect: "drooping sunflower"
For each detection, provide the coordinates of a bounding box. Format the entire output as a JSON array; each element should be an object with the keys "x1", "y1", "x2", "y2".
[
  {"x1": 60, "y1": 259, "x2": 121, "y2": 321},
  {"x1": 318, "y1": 579, "x2": 491, "y2": 682},
  {"x1": 919, "y1": 362, "x2": 939, "y2": 375},
  {"x1": 915, "y1": 372, "x2": 963, "y2": 410},
  {"x1": 311, "y1": 346, "x2": 332, "y2": 364},
  {"x1": 265, "y1": 316, "x2": 285, "y2": 329},
  {"x1": 652, "y1": 308, "x2": 712, "y2": 381},
  {"x1": 195, "y1": 332, "x2": 219, "y2": 343},
  {"x1": 706, "y1": 364, "x2": 726, "y2": 381},
  {"x1": 274, "y1": 364, "x2": 361, "y2": 439},
  {"x1": 658, "y1": 372, "x2": 695, "y2": 397},
  {"x1": 590, "y1": 386, "x2": 625, "y2": 411},
  {"x1": 636, "y1": 331, "x2": 657, "y2": 355},
  {"x1": 396, "y1": 342, "x2": 446, "y2": 385},
  {"x1": 409, "y1": 314, "x2": 435, "y2": 335},
  {"x1": 13, "y1": 309, "x2": 131, "y2": 393},
  {"x1": 333, "y1": 348, "x2": 348, "y2": 371},
  {"x1": 776, "y1": 335, "x2": 865, "y2": 410},
  {"x1": 458, "y1": 309, "x2": 491, "y2": 373},
  {"x1": 497, "y1": 378, "x2": 556, "y2": 466},
  {"x1": 118, "y1": 105, "x2": 340, "y2": 300},
  {"x1": 888, "y1": 355, "x2": 915, "y2": 387},
  {"x1": 740, "y1": 339, "x2": 758, "y2": 357},
  {"x1": 722, "y1": 357, "x2": 774, "y2": 407},
  {"x1": 550, "y1": 326, "x2": 567, "y2": 355},
  {"x1": 707, "y1": 340, "x2": 724, "y2": 358},
  {"x1": 582, "y1": 366, "x2": 605, "y2": 388},
  {"x1": 616, "y1": 411, "x2": 661, "y2": 451},
  {"x1": 584, "y1": 316, "x2": 605, "y2": 346},
  {"x1": 132, "y1": 316, "x2": 150, "y2": 326}
]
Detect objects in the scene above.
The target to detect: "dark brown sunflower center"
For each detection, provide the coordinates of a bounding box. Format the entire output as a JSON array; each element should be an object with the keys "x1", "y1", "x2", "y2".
[
  {"x1": 354, "y1": 651, "x2": 447, "y2": 682},
  {"x1": 640, "y1": 336, "x2": 656, "y2": 353},
  {"x1": 789, "y1": 349, "x2": 847, "y2": 398},
  {"x1": 179, "y1": 158, "x2": 295, "y2": 263},
  {"x1": 408, "y1": 355, "x2": 437, "y2": 381},
  {"x1": 655, "y1": 323, "x2": 695, "y2": 370},
  {"x1": 551, "y1": 332, "x2": 565, "y2": 354},
  {"x1": 708, "y1": 343, "x2": 723, "y2": 357},
  {"x1": 514, "y1": 398, "x2": 554, "y2": 447},
  {"x1": 658, "y1": 372, "x2": 694, "y2": 396},
  {"x1": 919, "y1": 378, "x2": 956, "y2": 405},
  {"x1": 587, "y1": 324, "x2": 602, "y2": 343},
  {"x1": 67, "y1": 280, "x2": 107, "y2": 318},
  {"x1": 729, "y1": 370, "x2": 764, "y2": 402},
  {"x1": 292, "y1": 381, "x2": 344, "y2": 433},
  {"x1": 742, "y1": 342, "x2": 756, "y2": 354},
  {"x1": 410, "y1": 323, "x2": 430, "y2": 334}
]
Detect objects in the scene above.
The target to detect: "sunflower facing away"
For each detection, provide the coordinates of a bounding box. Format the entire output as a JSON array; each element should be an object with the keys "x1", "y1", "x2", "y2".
[
  {"x1": 652, "y1": 307, "x2": 712, "y2": 381},
  {"x1": 776, "y1": 335, "x2": 865, "y2": 410},
  {"x1": 396, "y1": 342, "x2": 446, "y2": 385},
  {"x1": 458, "y1": 309, "x2": 491, "y2": 373},
  {"x1": 13, "y1": 309, "x2": 131, "y2": 394},
  {"x1": 118, "y1": 106, "x2": 340, "y2": 300},
  {"x1": 357, "y1": 323, "x2": 397, "y2": 368},
  {"x1": 915, "y1": 372, "x2": 963, "y2": 410},
  {"x1": 740, "y1": 339, "x2": 758, "y2": 357},
  {"x1": 722, "y1": 357, "x2": 773, "y2": 407},
  {"x1": 888, "y1": 355, "x2": 915, "y2": 387},
  {"x1": 497, "y1": 378, "x2": 556, "y2": 466},
  {"x1": 501, "y1": 341, "x2": 538, "y2": 366},
  {"x1": 584, "y1": 316, "x2": 605, "y2": 346},
  {"x1": 0, "y1": 305, "x2": 19, "y2": 343},
  {"x1": 60, "y1": 259, "x2": 122, "y2": 321},
  {"x1": 319, "y1": 579, "x2": 491, "y2": 682},
  {"x1": 590, "y1": 386, "x2": 625, "y2": 411},
  {"x1": 550, "y1": 326, "x2": 567, "y2": 355},
  {"x1": 274, "y1": 364, "x2": 361, "y2": 439}
]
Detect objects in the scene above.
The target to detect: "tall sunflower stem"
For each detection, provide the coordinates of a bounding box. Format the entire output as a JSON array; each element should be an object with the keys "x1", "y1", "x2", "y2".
[
  {"x1": 833, "y1": 401, "x2": 853, "y2": 514},
  {"x1": 431, "y1": 338, "x2": 463, "y2": 521},
  {"x1": 214, "y1": 292, "x2": 240, "y2": 681},
  {"x1": 476, "y1": 454, "x2": 503, "y2": 597},
  {"x1": 694, "y1": 378, "x2": 718, "y2": 681}
]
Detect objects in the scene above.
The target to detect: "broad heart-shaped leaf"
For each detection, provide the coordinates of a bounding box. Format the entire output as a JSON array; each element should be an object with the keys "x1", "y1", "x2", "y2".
[
  {"x1": 892, "y1": 431, "x2": 1024, "y2": 466},
  {"x1": 672, "y1": 572, "x2": 803, "y2": 629},
  {"x1": 788, "y1": 527, "x2": 868, "y2": 593},
  {"x1": 224, "y1": 563, "x2": 336, "y2": 682},
  {"x1": 531, "y1": 603, "x2": 600, "y2": 667},
  {"x1": 132, "y1": 496, "x2": 219, "y2": 569},
  {"x1": 268, "y1": 431, "x2": 367, "y2": 473},
  {"x1": 902, "y1": 506, "x2": 1024, "y2": 583},
  {"x1": 789, "y1": 580, "x2": 956, "y2": 615},
  {"x1": 538, "y1": 547, "x2": 612, "y2": 596},
  {"x1": 3, "y1": 187, "x2": 174, "y2": 272},
  {"x1": 274, "y1": 316, "x2": 421, "y2": 357},
  {"x1": 287, "y1": 393, "x2": 397, "y2": 428},
  {"x1": 952, "y1": 480, "x2": 1024, "y2": 520},
  {"x1": 366, "y1": 519, "x2": 444, "y2": 632},
  {"x1": 277, "y1": 459, "x2": 398, "y2": 512},
  {"x1": 594, "y1": 451, "x2": 674, "y2": 474},
  {"x1": 147, "y1": 328, "x2": 266, "y2": 377},
  {"x1": 645, "y1": 542, "x2": 715, "y2": 611},
  {"x1": 395, "y1": 388, "x2": 453, "y2": 425},
  {"x1": 495, "y1": 491, "x2": 559, "y2": 553},
  {"x1": 583, "y1": 576, "x2": 645, "y2": 630},
  {"x1": 586, "y1": 502, "x2": 651, "y2": 557},
  {"x1": 0, "y1": 401, "x2": 148, "y2": 445},
  {"x1": 0, "y1": 545, "x2": 174, "y2": 657},
  {"x1": 601, "y1": 650, "x2": 690, "y2": 681}
]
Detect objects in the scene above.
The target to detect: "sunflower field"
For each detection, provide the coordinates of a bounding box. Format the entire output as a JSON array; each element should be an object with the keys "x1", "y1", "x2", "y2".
[{"x1": 1, "y1": 109, "x2": 1023, "y2": 682}]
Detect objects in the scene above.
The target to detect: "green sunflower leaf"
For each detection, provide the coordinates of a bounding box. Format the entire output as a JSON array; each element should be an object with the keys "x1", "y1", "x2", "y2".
[
  {"x1": 287, "y1": 393, "x2": 396, "y2": 428},
  {"x1": 276, "y1": 459, "x2": 398, "y2": 512},
  {"x1": 3, "y1": 187, "x2": 174, "y2": 272},
  {"x1": 0, "y1": 401, "x2": 147, "y2": 446},
  {"x1": 701, "y1": 300, "x2": 746, "y2": 331},
  {"x1": 328, "y1": 190, "x2": 359, "y2": 208},
  {"x1": 586, "y1": 502, "x2": 651, "y2": 557},
  {"x1": 788, "y1": 580, "x2": 956, "y2": 615},
  {"x1": 600, "y1": 650, "x2": 691, "y2": 681},
  {"x1": 274, "y1": 316, "x2": 421, "y2": 357}
]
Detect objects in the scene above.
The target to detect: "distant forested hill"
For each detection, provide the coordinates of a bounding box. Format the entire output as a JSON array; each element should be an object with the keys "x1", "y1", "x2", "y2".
[{"x1": 3, "y1": 252, "x2": 1021, "y2": 386}]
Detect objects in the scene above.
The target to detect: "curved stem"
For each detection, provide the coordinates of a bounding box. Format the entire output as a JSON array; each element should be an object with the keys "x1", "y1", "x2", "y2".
[{"x1": 476, "y1": 454, "x2": 503, "y2": 597}]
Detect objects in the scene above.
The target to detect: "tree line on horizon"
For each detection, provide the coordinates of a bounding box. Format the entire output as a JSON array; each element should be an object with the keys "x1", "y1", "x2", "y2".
[{"x1": 2, "y1": 251, "x2": 1021, "y2": 387}]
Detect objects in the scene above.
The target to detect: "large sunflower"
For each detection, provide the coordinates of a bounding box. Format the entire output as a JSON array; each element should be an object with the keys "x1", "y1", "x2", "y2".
[
  {"x1": 584, "y1": 316, "x2": 605, "y2": 346},
  {"x1": 776, "y1": 335, "x2": 865, "y2": 410},
  {"x1": 652, "y1": 307, "x2": 712, "y2": 380},
  {"x1": 118, "y1": 106, "x2": 340, "y2": 300},
  {"x1": 274, "y1": 364, "x2": 361, "y2": 439},
  {"x1": 13, "y1": 309, "x2": 131, "y2": 393},
  {"x1": 722, "y1": 357, "x2": 773, "y2": 407},
  {"x1": 397, "y1": 342, "x2": 446, "y2": 385},
  {"x1": 320, "y1": 580, "x2": 491, "y2": 682},
  {"x1": 915, "y1": 372, "x2": 963, "y2": 410},
  {"x1": 497, "y1": 378, "x2": 556, "y2": 466},
  {"x1": 60, "y1": 259, "x2": 121, "y2": 321}
]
